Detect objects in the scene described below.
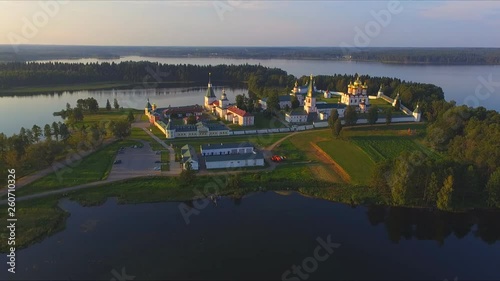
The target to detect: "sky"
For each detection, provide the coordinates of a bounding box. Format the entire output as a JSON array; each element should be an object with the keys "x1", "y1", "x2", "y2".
[{"x1": 1, "y1": 1, "x2": 500, "y2": 47}]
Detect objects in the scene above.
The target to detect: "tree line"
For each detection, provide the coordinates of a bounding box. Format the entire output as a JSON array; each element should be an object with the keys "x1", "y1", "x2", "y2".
[
  {"x1": 2, "y1": 46, "x2": 499, "y2": 65},
  {"x1": 370, "y1": 102, "x2": 500, "y2": 210},
  {"x1": 0, "y1": 98, "x2": 134, "y2": 181}
]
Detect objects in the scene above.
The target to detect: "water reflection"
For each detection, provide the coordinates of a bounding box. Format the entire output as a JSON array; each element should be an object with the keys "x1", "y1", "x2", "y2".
[{"x1": 366, "y1": 205, "x2": 500, "y2": 245}]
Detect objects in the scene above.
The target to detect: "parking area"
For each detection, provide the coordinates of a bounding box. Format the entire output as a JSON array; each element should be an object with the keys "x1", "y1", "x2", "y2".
[{"x1": 107, "y1": 141, "x2": 162, "y2": 180}]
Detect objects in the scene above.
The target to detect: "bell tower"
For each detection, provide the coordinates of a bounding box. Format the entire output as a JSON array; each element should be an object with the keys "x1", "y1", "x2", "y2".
[{"x1": 304, "y1": 74, "x2": 317, "y2": 114}]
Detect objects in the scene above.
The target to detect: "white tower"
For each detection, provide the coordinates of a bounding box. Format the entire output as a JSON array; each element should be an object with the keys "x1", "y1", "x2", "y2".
[
  {"x1": 204, "y1": 73, "x2": 217, "y2": 109},
  {"x1": 304, "y1": 74, "x2": 317, "y2": 114},
  {"x1": 413, "y1": 104, "x2": 422, "y2": 122},
  {"x1": 377, "y1": 85, "x2": 384, "y2": 98}
]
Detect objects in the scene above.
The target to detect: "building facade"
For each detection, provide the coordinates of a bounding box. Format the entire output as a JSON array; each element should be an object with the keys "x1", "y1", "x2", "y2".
[
  {"x1": 181, "y1": 144, "x2": 199, "y2": 170},
  {"x1": 200, "y1": 142, "x2": 254, "y2": 156},
  {"x1": 340, "y1": 76, "x2": 370, "y2": 107}
]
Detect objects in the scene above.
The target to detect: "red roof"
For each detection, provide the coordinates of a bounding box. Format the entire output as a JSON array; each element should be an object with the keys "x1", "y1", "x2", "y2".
[
  {"x1": 210, "y1": 100, "x2": 220, "y2": 106},
  {"x1": 227, "y1": 106, "x2": 252, "y2": 117}
]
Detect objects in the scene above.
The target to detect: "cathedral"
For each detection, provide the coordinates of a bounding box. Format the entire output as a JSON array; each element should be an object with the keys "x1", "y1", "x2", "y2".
[{"x1": 340, "y1": 75, "x2": 370, "y2": 108}]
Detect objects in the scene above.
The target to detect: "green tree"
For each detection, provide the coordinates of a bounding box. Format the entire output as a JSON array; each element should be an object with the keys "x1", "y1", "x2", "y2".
[
  {"x1": 437, "y1": 175, "x2": 454, "y2": 210},
  {"x1": 266, "y1": 92, "x2": 280, "y2": 112},
  {"x1": 31, "y1": 125, "x2": 42, "y2": 143},
  {"x1": 328, "y1": 109, "x2": 339, "y2": 129},
  {"x1": 424, "y1": 172, "x2": 440, "y2": 205},
  {"x1": 59, "y1": 123, "x2": 70, "y2": 142},
  {"x1": 106, "y1": 99, "x2": 112, "y2": 111},
  {"x1": 66, "y1": 102, "x2": 71, "y2": 111},
  {"x1": 291, "y1": 95, "x2": 300, "y2": 109},
  {"x1": 112, "y1": 119, "x2": 131, "y2": 139},
  {"x1": 487, "y1": 168, "x2": 500, "y2": 208},
  {"x1": 87, "y1": 97, "x2": 99, "y2": 113},
  {"x1": 127, "y1": 110, "x2": 135, "y2": 123},
  {"x1": 344, "y1": 105, "x2": 358, "y2": 126},
  {"x1": 333, "y1": 118, "x2": 342, "y2": 138},
  {"x1": 385, "y1": 108, "x2": 393, "y2": 125},
  {"x1": 367, "y1": 106, "x2": 379, "y2": 125},
  {"x1": 113, "y1": 98, "x2": 120, "y2": 110},
  {"x1": 370, "y1": 160, "x2": 391, "y2": 196},
  {"x1": 179, "y1": 161, "x2": 195, "y2": 187},
  {"x1": 43, "y1": 124, "x2": 52, "y2": 140},
  {"x1": 51, "y1": 121, "x2": 60, "y2": 141},
  {"x1": 235, "y1": 94, "x2": 245, "y2": 109},
  {"x1": 390, "y1": 156, "x2": 411, "y2": 205},
  {"x1": 246, "y1": 98, "x2": 255, "y2": 113},
  {"x1": 284, "y1": 104, "x2": 290, "y2": 112}
]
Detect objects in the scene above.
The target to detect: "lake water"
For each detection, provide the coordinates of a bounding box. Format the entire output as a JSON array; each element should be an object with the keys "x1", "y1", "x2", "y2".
[
  {"x1": 2, "y1": 56, "x2": 500, "y2": 136},
  {"x1": 0, "y1": 86, "x2": 246, "y2": 136},
  {"x1": 9, "y1": 192, "x2": 500, "y2": 280}
]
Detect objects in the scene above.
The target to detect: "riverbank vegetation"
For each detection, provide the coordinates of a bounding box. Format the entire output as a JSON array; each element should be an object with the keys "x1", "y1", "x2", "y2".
[{"x1": 0, "y1": 103, "x2": 136, "y2": 182}]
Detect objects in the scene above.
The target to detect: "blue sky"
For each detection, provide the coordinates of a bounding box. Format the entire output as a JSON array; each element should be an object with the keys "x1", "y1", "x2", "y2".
[{"x1": 1, "y1": 1, "x2": 500, "y2": 47}]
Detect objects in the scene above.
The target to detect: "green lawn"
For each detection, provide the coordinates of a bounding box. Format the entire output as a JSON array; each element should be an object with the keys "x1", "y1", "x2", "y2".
[
  {"x1": 316, "y1": 96, "x2": 340, "y2": 104},
  {"x1": 161, "y1": 150, "x2": 170, "y2": 162},
  {"x1": 130, "y1": 127, "x2": 164, "y2": 151},
  {"x1": 351, "y1": 135, "x2": 439, "y2": 162},
  {"x1": 272, "y1": 139, "x2": 307, "y2": 162},
  {"x1": 317, "y1": 139, "x2": 375, "y2": 185},
  {"x1": 18, "y1": 139, "x2": 140, "y2": 196}
]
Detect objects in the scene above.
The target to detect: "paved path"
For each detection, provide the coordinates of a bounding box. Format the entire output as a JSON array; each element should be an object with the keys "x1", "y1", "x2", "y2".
[{"x1": 139, "y1": 127, "x2": 181, "y2": 176}]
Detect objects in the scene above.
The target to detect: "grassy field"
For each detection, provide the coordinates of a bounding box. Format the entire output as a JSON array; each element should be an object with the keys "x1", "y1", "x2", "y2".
[
  {"x1": 0, "y1": 196, "x2": 67, "y2": 253},
  {"x1": 317, "y1": 139, "x2": 375, "y2": 185},
  {"x1": 130, "y1": 127, "x2": 164, "y2": 151},
  {"x1": 351, "y1": 135, "x2": 438, "y2": 162},
  {"x1": 316, "y1": 96, "x2": 340, "y2": 104},
  {"x1": 17, "y1": 139, "x2": 140, "y2": 197},
  {"x1": 272, "y1": 139, "x2": 307, "y2": 162}
]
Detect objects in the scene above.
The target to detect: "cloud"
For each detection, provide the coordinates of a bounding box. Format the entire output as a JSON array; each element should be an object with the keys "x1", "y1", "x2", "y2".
[{"x1": 419, "y1": 1, "x2": 500, "y2": 22}]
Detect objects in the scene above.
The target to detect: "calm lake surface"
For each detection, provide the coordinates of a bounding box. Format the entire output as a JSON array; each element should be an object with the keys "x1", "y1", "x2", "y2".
[
  {"x1": 1, "y1": 56, "x2": 500, "y2": 136},
  {"x1": 10, "y1": 192, "x2": 500, "y2": 280}
]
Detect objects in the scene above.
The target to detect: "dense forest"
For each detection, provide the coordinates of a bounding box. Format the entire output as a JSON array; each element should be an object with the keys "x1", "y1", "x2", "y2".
[
  {"x1": 0, "y1": 61, "x2": 443, "y2": 114},
  {"x1": 371, "y1": 101, "x2": 500, "y2": 210},
  {"x1": 1, "y1": 45, "x2": 500, "y2": 65}
]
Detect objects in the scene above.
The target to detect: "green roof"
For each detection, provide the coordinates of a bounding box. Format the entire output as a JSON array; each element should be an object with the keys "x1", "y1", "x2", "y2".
[
  {"x1": 307, "y1": 74, "x2": 314, "y2": 97},
  {"x1": 206, "y1": 86, "x2": 216, "y2": 98},
  {"x1": 146, "y1": 99, "x2": 152, "y2": 109}
]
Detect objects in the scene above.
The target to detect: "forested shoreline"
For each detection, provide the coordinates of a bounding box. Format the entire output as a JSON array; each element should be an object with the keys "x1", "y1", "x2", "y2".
[{"x1": 1, "y1": 45, "x2": 500, "y2": 65}]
